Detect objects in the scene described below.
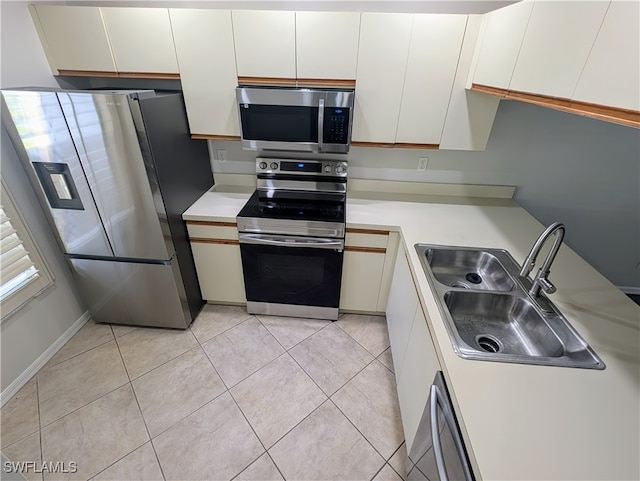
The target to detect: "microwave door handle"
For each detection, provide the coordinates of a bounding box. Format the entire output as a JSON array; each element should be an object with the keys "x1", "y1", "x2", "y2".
[
  {"x1": 317, "y1": 98, "x2": 325, "y2": 152},
  {"x1": 430, "y1": 384, "x2": 450, "y2": 481}
]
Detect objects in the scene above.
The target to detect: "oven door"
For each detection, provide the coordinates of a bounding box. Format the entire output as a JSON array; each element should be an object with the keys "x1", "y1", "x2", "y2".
[
  {"x1": 406, "y1": 372, "x2": 474, "y2": 481},
  {"x1": 238, "y1": 233, "x2": 344, "y2": 319}
]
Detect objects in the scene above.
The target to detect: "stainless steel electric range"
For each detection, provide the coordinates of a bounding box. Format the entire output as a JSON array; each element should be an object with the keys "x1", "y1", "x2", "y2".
[{"x1": 236, "y1": 157, "x2": 348, "y2": 320}]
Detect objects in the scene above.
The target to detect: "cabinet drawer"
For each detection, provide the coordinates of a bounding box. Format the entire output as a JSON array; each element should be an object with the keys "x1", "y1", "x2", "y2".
[
  {"x1": 345, "y1": 229, "x2": 389, "y2": 250},
  {"x1": 186, "y1": 221, "x2": 238, "y2": 241}
]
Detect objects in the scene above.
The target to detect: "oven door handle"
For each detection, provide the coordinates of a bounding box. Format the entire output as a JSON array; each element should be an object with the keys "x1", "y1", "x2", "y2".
[
  {"x1": 317, "y1": 98, "x2": 325, "y2": 152},
  {"x1": 239, "y1": 233, "x2": 344, "y2": 251}
]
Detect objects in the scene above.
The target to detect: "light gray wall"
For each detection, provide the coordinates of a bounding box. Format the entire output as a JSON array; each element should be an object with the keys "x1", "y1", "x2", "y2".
[
  {"x1": 211, "y1": 100, "x2": 640, "y2": 289},
  {"x1": 1, "y1": 1, "x2": 85, "y2": 392}
]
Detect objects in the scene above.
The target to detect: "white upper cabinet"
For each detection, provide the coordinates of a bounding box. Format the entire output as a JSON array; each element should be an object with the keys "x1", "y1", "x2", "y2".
[
  {"x1": 170, "y1": 9, "x2": 239, "y2": 137},
  {"x1": 101, "y1": 8, "x2": 179, "y2": 74},
  {"x1": 31, "y1": 5, "x2": 116, "y2": 73},
  {"x1": 232, "y1": 10, "x2": 296, "y2": 79},
  {"x1": 573, "y1": 0, "x2": 640, "y2": 111},
  {"x1": 396, "y1": 14, "x2": 467, "y2": 145},
  {"x1": 472, "y1": 0, "x2": 533, "y2": 89},
  {"x1": 440, "y1": 15, "x2": 501, "y2": 151},
  {"x1": 295, "y1": 12, "x2": 361, "y2": 80},
  {"x1": 508, "y1": 1, "x2": 610, "y2": 98},
  {"x1": 352, "y1": 13, "x2": 413, "y2": 143}
]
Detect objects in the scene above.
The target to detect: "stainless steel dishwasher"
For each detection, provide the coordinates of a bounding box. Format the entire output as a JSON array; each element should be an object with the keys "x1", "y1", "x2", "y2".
[{"x1": 406, "y1": 371, "x2": 474, "y2": 481}]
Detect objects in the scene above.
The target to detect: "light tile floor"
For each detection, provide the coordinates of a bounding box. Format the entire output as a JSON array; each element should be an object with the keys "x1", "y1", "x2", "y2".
[{"x1": 1, "y1": 305, "x2": 407, "y2": 481}]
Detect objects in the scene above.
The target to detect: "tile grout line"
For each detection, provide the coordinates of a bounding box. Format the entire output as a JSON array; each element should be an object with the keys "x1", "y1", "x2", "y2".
[
  {"x1": 327, "y1": 395, "x2": 398, "y2": 472},
  {"x1": 35, "y1": 375, "x2": 43, "y2": 478},
  {"x1": 335, "y1": 315, "x2": 391, "y2": 360},
  {"x1": 115, "y1": 329, "x2": 199, "y2": 382},
  {"x1": 387, "y1": 442, "x2": 408, "y2": 480},
  {"x1": 84, "y1": 332, "x2": 160, "y2": 481}
]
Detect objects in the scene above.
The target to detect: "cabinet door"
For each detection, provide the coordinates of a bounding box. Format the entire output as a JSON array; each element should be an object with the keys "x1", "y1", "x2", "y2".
[
  {"x1": 31, "y1": 5, "x2": 116, "y2": 73},
  {"x1": 352, "y1": 13, "x2": 413, "y2": 143},
  {"x1": 339, "y1": 250, "x2": 385, "y2": 312},
  {"x1": 573, "y1": 0, "x2": 640, "y2": 111},
  {"x1": 397, "y1": 305, "x2": 441, "y2": 452},
  {"x1": 472, "y1": 1, "x2": 533, "y2": 89},
  {"x1": 101, "y1": 7, "x2": 179, "y2": 74},
  {"x1": 295, "y1": 12, "x2": 361, "y2": 81},
  {"x1": 170, "y1": 9, "x2": 240, "y2": 137},
  {"x1": 440, "y1": 15, "x2": 501, "y2": 151},
  {"x1": 509, "y1": 1, "x2": 609, "y2": 98},
  {"x1": 232, "y1": 10, "x2": 296, "y2": 79},
  {"x1": 396, "y1": 14, "x2": 467, "y2": 145},
  {"x1": 385, "y1": 245, "x2": 419, "y2": 381},
  {"x1": 191, "y1": 242, "x2": 246, "y2": 303}
]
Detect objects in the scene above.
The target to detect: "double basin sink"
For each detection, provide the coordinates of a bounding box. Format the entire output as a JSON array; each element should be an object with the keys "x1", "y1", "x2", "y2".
[{"x1": 415, "y1": 244, "x2": 604, "y2": 369}]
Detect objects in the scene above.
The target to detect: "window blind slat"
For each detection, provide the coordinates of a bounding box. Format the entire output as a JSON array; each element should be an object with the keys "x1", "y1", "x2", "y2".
[
  {"x1": 0, "y1": 222, "x2": 17, "y2": 241},
  {"x1": 1, "y1": 256, "x2": 37, "y2": 284},
  {"x1": 0, "y1": 203, "x2": 40, "y2": 300},
  {"x1": 1, "y1": 235, "x2": 23, "y2": 253}
]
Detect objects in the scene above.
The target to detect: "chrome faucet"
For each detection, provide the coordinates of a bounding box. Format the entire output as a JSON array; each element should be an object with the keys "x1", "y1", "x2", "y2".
[{"x1": 519, "y1": 222, "x2": 565, "y2": 302}]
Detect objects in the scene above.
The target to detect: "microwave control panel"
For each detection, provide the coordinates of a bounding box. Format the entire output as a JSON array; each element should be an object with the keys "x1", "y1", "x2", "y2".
[{"x1": 323, "y1": 108, "x2": 350, "y2": 144}]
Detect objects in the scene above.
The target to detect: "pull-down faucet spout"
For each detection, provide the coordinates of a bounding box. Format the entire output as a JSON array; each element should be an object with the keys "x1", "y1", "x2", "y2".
[{"x1": 519, "y1": 222, "x2": 565, "y2": 300}]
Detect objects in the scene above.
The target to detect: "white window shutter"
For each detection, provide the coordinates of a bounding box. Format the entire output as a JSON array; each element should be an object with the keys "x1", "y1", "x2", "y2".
[{"x1": 0, "y1": 181, "x2": 53, "y2": 319}]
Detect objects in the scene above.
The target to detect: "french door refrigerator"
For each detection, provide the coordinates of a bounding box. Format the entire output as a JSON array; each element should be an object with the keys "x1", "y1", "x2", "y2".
[{"x1": 1, "y1": 89, "x2": 214, "y2": 328}]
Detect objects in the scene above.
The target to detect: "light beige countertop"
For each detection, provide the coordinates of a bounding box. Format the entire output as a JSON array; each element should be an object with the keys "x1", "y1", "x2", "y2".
[{"x1": 184, "y1": 185, "x2": 640, "y2": 481}]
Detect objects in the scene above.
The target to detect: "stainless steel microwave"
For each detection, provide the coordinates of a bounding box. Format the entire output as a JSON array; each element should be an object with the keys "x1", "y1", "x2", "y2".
[{"x1": 236, "y1": 86, "x2": 355, "y2": 154}]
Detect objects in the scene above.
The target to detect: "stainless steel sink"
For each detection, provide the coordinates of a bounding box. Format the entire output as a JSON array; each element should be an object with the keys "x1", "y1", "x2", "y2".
[
  {"x1": 415, "y1": 244, "x2": 605, "y2": 369},
  {"x1": 424, "y1": 247, "x2": 516, "y2": 291}
]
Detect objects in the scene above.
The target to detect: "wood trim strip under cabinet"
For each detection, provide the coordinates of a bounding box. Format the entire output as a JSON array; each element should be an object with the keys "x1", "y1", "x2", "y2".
[
  {"x1": 190, "y1": 237, "x2": 239, "y2": 246},
  {"x1": 346, "y1": 228, "x2": 390, "y2": 236},
  {"x1": 296, "y1": 78, "x2": 356, "y2": 88},
  {"x1": 57, "y1": 70, "x2": 180, "y2": 80},
  {"x1": 395, "y1": 142, "x2": 440, "y2": 150},
  {"x1": 471, "y1": 83, "x2": 640, "y2": 129},
  {"x1": 238, "y1": 76, "x2": 298, "y2": 86},
  {"x1": 344, "y1": 246, "x2": 387, "y2": 254},
  {"x1": 238, "y1": 77, "x2": 355, "y2": 88},
  {"x1": 351, "y1": 141, "x2": 396, "y2": 148},
  {"x1": 186, "y1": 220, "x2": 237, "y2": 228},
  {"x1": 191, "y1": 134, "x2": 241, "y2": 141},
  {"x1": 57, "y1": 70, "x2": 119, "y2": 78}
]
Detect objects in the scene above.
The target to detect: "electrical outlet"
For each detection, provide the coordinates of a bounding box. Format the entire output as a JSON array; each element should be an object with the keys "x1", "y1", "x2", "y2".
[
  {"x1": 216, "y1": 149, "x2": 227, "y2": 162},
  {"x1": 417, "y1": 157, "x2": 428, "y2": 171}
]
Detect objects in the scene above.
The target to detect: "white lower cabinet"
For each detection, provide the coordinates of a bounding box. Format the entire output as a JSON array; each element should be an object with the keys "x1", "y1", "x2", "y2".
[
  {"x1": 339, "y1": 230, "x2": 398, "y2": 313},
  {"x1": 340, "y1": 250, "x2": 386, "y2": 312},
  {"x1": 386, "y1": 243, "x2": 419, "y2": 377},
  {"x1": 386, "y1": 242, "x2": 441, "y2": 452},
  {"x1": 187, "y1": 222, "x2": 246, "y2": 304},
  {"x1": 397, "y1": 304, "x2": 440, "y2": 452}
]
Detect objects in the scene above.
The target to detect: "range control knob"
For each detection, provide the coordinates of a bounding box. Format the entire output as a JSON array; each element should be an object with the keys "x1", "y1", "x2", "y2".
[
  {"x1": 258, "y1": 161, "x2": 267, "y2": 170},
  {"x1": 324, "y1": 165, "x2": 333, "y2": 173},
  {"x1": 335, "y1": 163, "x2": 347, "y2": 175},
  {"x1": 270, "y1": 162, "x2": 279, "y2": 170}
]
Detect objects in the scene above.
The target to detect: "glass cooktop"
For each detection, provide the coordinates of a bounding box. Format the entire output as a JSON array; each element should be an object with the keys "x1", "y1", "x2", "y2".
[{"x1": 237, "y1": 190, "x2": 345, "y2": 224}]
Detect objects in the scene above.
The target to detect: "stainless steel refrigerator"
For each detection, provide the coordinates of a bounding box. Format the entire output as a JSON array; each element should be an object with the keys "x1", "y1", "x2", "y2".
[{"x1": 1, "y1": 88, "x2": 214, "y2": 329}]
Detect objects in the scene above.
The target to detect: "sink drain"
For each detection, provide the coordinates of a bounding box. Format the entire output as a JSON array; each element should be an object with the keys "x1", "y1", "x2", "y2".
[
  {"x1": 450, "y1": 281, "x2": 470, "y2": 289},
  {"x1": 476, "y1": 335, "x2": 502, "y2": 353},
  {"x1": 465, "y1": 272, "x2": 482, "y2": 284}
]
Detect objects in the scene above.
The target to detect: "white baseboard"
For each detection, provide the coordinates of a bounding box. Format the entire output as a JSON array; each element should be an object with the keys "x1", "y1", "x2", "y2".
[
  {"x1": 618, "y1": 286, "x2": 640, "y2": 295},
  {"x1": 1, "y1": 310, "x2": 90, "y2": 407}
]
